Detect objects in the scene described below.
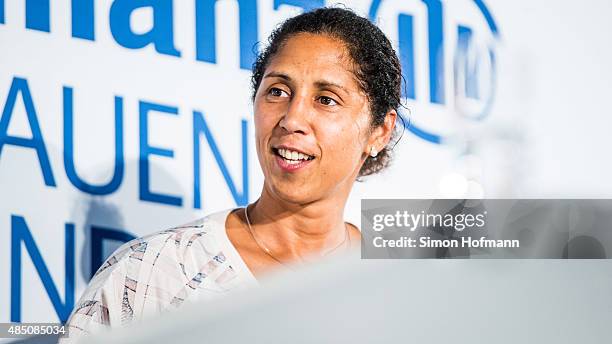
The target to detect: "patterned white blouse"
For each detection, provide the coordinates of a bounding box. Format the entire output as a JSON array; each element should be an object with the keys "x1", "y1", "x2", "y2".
[{"x1": 59, "y1": 209, "x2": 258, "y2": 343}]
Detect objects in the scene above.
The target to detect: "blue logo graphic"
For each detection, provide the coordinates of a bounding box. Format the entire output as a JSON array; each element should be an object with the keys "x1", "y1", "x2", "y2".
[{"x1": 369, "y1": 0, "x2": 501, "y2": 144}]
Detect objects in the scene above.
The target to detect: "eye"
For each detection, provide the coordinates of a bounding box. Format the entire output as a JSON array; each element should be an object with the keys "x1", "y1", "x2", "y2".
[
  {"x1": 318, "y1": 96, "x2": 338, "y2": 106},
  {"x1": 268, "y1": 87, "x2": 289, "y2": 98}
]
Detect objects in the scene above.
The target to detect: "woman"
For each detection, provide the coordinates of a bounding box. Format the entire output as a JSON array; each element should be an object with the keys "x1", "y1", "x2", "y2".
[{"x1": 61, "y1": 7, "x2": 401, "y2": 342}]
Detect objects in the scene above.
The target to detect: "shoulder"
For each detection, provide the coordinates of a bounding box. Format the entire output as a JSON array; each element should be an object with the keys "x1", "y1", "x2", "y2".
[
  {"x1": 64, "y1": 209, "x2": 240, "y2": 342},
  {"x1": 93, "y1": 210, "x2": 231, "y2": 280},
  {"x1": 92, "y1": 209, "x2": 238, "y2": 294}
]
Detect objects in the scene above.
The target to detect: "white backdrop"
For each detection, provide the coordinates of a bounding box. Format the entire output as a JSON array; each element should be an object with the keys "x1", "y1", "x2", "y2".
[{"x1": 1, "y1": 0, "x2": 611, "y2": 324}]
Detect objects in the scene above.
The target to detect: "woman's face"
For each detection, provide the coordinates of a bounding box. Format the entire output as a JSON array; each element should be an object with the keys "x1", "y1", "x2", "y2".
[{"x1": 253, "y1": 33, "x2": 377, "y2": 204}]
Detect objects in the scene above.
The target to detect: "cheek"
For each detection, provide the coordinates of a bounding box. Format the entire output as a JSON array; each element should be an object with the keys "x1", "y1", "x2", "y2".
[
  {"x1": 319, "y1": 119, "x2": 366, "y2": 169},
  {"x1": 253, "y1": 105, "x2": 278, "y2": 146}
]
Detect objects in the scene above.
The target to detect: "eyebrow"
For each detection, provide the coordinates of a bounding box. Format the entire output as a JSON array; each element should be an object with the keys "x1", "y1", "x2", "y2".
[
  {"x1": 314, "y1": 80, "x2": 349, "y2": 94},
  {"x1": 263, "y1": 71, "x2": 291, "y2": 81},
  {"x1": 264, "y1": 72, "x2": 349, "y2": 94}
]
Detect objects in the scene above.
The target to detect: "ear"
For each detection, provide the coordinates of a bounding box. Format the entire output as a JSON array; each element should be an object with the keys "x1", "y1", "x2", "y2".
[{"x1": 366, "y1": 110, "x2": 397, "y2": 155}]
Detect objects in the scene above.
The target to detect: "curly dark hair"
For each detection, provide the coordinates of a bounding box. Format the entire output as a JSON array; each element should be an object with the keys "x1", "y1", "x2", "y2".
[{"x1": 251, "y1": 7, "x2": 402, "y2": 178}]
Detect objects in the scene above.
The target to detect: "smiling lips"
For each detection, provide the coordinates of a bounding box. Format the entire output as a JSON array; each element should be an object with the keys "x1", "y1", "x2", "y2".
[{"x1": 273, "y1": 147, "x2": 315, "y2": 172}]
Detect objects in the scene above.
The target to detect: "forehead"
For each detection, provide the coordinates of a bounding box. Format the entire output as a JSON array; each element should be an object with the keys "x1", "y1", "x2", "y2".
[{"x1": 266, "y1": 33, "x2": 359, "y2": 85}]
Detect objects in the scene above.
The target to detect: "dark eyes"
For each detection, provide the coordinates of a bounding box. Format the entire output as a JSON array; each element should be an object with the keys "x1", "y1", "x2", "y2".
[
  {"x1": 267, "y1": 87, "x2": 338, "y2": 107},
  {"x1": 269, "y1": 87, "x2": 289, "y2": 97},
  {"x1": 318, "y1": 96, "x2": 338, "y2": 106}
]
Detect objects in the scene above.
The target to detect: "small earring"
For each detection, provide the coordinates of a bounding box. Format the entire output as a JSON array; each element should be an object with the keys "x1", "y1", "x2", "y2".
[{"x1": 370, "y1": 147, "x2": 378, "y2": 158}]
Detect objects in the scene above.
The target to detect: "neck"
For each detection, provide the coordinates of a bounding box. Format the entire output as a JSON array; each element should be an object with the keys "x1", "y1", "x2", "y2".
[{"x1": 248, "y1": 184, "x2": 350, "y2": 259}]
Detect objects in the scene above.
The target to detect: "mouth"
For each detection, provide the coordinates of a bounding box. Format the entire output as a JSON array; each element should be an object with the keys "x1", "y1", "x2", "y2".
[
  {"x1": 272, "y1": 147, "x2": 315, "y2": 172},
  {"x1": 273, "y1": 147, "x2": 315, "y2": 163}
]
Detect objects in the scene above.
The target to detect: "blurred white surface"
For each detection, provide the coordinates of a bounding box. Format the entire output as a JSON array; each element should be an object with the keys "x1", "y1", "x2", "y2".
[{"x1": 90, "y1": 256, "x2": 612, "y2": 344}]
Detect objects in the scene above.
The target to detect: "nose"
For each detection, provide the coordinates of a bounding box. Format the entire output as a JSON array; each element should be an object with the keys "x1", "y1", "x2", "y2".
[{"x1": 278, "y1": 93, "x2": 312, "y2": 135}]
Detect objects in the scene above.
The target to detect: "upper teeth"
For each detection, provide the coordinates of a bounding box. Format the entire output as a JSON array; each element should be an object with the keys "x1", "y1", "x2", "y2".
[{"x1": 278, "y1": 148, "x2": 312, "y2": 161}]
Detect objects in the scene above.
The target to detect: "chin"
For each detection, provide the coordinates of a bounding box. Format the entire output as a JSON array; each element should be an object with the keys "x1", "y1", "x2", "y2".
[{"x1": 266, "y1": 179, "x2": 317, "y2": 205}]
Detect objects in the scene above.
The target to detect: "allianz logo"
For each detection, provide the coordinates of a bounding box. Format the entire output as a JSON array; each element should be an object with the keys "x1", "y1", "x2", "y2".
[
  {"x1": 0, "y1": 0, "x2": 500, "y2": 144},
  {"x1": 370, "y1": 0, "x2": 500, "y2": 143}
]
